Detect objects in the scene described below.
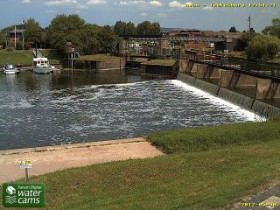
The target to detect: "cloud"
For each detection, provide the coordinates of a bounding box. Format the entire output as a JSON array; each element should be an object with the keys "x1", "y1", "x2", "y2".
[
  {"x1": 140, "y1": 12, "x2": 148, "y2": 16},
  {"x1": 168, "y1": 1, "x2": 185, "y2": 8},
  {"x1": 87, "y1": 0, "x2": 107, "y2": 5},
  {"x1": 44, "y1": 0, "x2": 78, "y2": 6},
  {"x1": 22, "y1": 0, "x2": 31, "y2": 3},
  {"x1": 149, "y1": 1, "x2": 163, "y2": 7},
  {"x1": 119, "y1": 0, "x2": 145, "y2": 6}
]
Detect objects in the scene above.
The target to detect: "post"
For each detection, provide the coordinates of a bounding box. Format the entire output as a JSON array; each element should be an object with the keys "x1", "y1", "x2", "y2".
[
  {"x1": 120, "y1": 58, "x2": 122, "y2": 72},
  {"x1": 25, "y1": 168, "x2": 29, "y2": 182},
  {"x1": 14, "y1": 25, "x2": 17, "y2": 50}
]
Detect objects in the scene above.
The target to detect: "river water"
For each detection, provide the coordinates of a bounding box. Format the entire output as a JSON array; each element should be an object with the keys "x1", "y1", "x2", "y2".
[{"x1": 0, "y1": 70, "x2": 260, "y2": 150}]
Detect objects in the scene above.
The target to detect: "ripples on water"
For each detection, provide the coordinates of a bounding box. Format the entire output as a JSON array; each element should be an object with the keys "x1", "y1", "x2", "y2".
[{"x1": 0, "y1": 72, "x2": 260, "y2": 150}]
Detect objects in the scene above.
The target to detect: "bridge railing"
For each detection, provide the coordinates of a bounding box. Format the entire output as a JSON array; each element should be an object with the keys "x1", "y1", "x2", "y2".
[{"x1": 188, "y1": 53, "x2": 280, "y2": 80}]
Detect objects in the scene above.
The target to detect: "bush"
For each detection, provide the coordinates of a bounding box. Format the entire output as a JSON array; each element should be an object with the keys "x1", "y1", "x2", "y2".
[{"x1": 246, "y1": 34, "x2": 280, "y2": 60}]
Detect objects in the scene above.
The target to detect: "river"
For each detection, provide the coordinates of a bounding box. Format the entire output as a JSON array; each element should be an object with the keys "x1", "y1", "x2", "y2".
[{"x1": 0, "y1": 69, "x2": 260, "y2": 150}]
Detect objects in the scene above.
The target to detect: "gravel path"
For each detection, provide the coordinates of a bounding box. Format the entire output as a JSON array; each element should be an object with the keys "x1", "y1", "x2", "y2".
[{"x1": 0, "y1": 138, "x2": 163, "y2": 184}]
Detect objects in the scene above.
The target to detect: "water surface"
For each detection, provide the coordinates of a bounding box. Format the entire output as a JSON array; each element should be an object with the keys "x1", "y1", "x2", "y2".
[{"x1": 0, "y1": 70, "x2": 259, "y2": 150}]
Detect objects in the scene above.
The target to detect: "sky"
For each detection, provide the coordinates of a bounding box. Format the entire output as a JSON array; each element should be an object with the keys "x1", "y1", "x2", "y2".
[{"x1": 0, "y1": 0, "x2": 279, "y2": 32}]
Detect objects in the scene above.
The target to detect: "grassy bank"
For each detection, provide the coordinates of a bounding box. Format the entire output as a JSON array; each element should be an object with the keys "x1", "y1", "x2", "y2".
[
  {"x1": 0, "y1": 50, "x2": 33, "y2": 66},
  {"x1": 147, "y1": 121, "x2": 280, "y2": 154},
  {"x1": 1, "y1": 139, "x2": 280, "y2": 209},
  {"x1": 41, "y1": 49, "x2": 62, "y2": 64},
  {"x1": 73, "y1": 54, "x2": 120, "y2": 62},
  {"x1": 1, "y1": 121, "x2": 280, "y2": 209}
]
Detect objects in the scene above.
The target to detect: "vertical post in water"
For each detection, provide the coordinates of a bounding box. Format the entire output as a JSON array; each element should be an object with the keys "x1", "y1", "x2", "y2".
[
  {"x1": 120, "y1": 58, "x2": 122, "y2": 72},
  {"x1": 25, "y1": 168, "x2": 29, "y2": 182}
]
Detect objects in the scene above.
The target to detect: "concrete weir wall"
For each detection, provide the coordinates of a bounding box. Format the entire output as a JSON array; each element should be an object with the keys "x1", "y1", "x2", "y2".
[{"x1": 176, "y1": 72, "x2": 280, "y2": 119}]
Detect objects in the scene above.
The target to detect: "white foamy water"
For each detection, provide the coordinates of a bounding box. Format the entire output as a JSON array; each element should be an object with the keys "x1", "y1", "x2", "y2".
[{"x1": 0, "y1": 74, "x2": 263, "y2": 150}]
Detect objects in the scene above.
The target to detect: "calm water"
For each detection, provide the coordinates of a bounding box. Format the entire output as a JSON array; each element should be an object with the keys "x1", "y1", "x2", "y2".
[{"x1": 0, "y1": 70, "x2": 260, "y2": 150}]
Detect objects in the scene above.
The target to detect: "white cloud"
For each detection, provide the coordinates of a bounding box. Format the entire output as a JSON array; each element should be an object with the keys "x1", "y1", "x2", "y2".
[
  {"x1": 45, "y1": 0, "x2": 78, "y2": 6},
  {"x1": 140, "y1": 12, "x2": 148, "y2": 16},
  {"x1": 119, "y1": 1, "x2": 145, "y2": 6},
  {"x1": 149, "y1": 1, "x2": 163, "y2": 7},
  {"x1": 78, "y1": 5, "x2": 87, "y2": 9},
  {"x1": 22, "y1": 0, "x2": 31, "y2": 4},
  {"x1": 168, "y1": 1, "x2": 185, "y2": 8},
  {"x1": 87, "y1": 0, "x2": 107, "y2": 5}
]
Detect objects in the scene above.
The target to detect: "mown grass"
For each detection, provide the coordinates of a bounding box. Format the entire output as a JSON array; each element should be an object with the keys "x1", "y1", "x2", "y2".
[
  {"x1": 73, "y1": 54, "x2": 119, "y2": 62},
  {"x1": 142, "y1": 59, "x2": 176, "y2": 66},
  {"x1": 41, "y1": 49, "x2": 62, "y2": 64},
  {"x1": 0, "y1": 50, "x2": 33, "y2": 66},
  {"x1": 1, "y1": 121, "x2": 280, "y2": 209},
  {"x1": 1, "y1": 139, "x2": 280, "y2": 209},
  {"x1": 147, "y1": 121, "x2": 280, "y2": 154}
]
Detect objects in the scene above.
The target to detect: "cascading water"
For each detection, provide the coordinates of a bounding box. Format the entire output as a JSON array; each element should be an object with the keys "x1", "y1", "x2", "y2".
[{"x1": 0, "y1": 71, "x2": 262, "y2": 150}]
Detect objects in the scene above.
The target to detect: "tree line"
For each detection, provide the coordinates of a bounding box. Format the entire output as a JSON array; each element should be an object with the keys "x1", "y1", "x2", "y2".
[{"x1": 0, "y1": 15, "x2": 161, "y2": 55}]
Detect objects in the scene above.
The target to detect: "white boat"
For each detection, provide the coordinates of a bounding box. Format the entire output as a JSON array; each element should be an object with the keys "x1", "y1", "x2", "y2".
[
  {"x1": 3, "y1": 64, "x2": 19, "y2": 74},
  {"x1": 33, "y1": 57, "x2": 52, "y2": 74}
]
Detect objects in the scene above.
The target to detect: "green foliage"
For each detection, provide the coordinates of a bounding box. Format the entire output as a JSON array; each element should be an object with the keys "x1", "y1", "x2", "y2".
[
  {"x1": 262, "y1": 18, "x2": 280, "y2": 38},
  {"x1": 98, "y1": 25, "x2": 116, "y2": 53},
  {"x1": 136, "y1": 21, "x2": 160, "y2": 35},
  {"x1": 24, "y1": 18, "x2": 43, "y2": 43},
  {"x1": 113, "y1": 20, "x2": 136, "y2": 35},
  {"x1": 46, "y1": 14, "x2": 85, "y2": 51},
  {"x1": 147, "y1": 121, "x2": 280, "y2": 154},
  {"x1": 114, "y1": 20, "x2": 127, "y2": 35},
  {"x1": 0, "y1": 34, "x2": 5, "y2": 45},
  {"x1": 46, "y1": 14, "x2": 115, "y2": 55},
  {"x1": 229, "y1": 26, "x2": 237, "y2": 32},
  {"x1": 246, "y1": 34, "x2": 280, "y2": 60},
  {"x1": 126, "y1": 21, "x2": 136, "y2": 35},
  {"x1": 79, "y1": 24, "x2": 101, "y2": 55}
]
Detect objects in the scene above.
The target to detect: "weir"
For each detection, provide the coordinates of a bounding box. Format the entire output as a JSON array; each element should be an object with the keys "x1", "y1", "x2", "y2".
[{"x1": 177, "y1": 72, "x2": 280, "y2": 118}]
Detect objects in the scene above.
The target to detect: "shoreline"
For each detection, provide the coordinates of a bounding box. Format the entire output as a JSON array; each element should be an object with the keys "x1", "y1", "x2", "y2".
[
  {"x1": 0, "y1": 137, "x2": 147, "y2": 155},
  {"x1": 0, "y1": 137, "x2": 163, "y2": 184}
]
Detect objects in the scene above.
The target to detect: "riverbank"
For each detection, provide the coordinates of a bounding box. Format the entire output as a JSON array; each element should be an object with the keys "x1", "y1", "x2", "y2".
[
  {"x1": 0, "y1": 137, "x2": 163, "y2": 184},
  {"x1": 1, "y1": 121, "x2": 280, "y2": 209}
]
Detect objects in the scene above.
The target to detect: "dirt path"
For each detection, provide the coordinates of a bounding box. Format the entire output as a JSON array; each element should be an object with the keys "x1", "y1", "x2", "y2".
[{"x1": 0, "y1": 138, "x2": 163, "y2": 184}]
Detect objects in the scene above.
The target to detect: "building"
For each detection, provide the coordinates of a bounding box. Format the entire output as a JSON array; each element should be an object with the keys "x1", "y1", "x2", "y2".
[{"x1": 118, "y1": 29, "x2": 243, "y2": 58}]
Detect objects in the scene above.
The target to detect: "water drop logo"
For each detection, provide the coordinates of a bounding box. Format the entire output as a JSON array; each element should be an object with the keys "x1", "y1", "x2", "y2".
[
  {"x1": 5, "y1": 186, "x2": 17, "y2": 204},
  {"x1": 6, "y1": 186, "x2": 16, "y2": 195}
]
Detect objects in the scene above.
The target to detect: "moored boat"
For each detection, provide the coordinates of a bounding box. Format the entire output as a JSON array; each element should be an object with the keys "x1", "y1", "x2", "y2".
[
  {"x1": 33, "y1": 57, "x2": 52, "y2": 74},
  {"x1": 3, "y1": 64, "x2": 19, "y2": 74}
]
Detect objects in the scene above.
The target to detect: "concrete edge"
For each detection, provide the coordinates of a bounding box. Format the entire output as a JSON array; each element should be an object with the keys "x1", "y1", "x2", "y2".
[{"x1": 0, "y1": 137, "x2": 147, "y2": 156}]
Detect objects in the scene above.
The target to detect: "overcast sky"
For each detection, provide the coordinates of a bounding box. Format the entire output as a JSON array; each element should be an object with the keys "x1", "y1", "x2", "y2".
[{"x1": 0, "y1": 0, "x2": 279, "y2": 32}]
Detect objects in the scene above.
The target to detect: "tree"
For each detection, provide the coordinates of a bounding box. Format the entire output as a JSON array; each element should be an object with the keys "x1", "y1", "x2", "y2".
[
  {"x1": 114, "y1": 20, "x2": 127, "y2": 35},
  {"x1": 0, "y1": 34, "x2": 5, "y2": 47},
  {"x1": 79, "y1": 24, "x2": 101, "y2": 55},
  {"x1": 126, "y1": 22, "x2": 136, "y2": 35},
  {"x1": 262, "y1": 18, "x2": 280, "y2": 38},
  {"x1": 98, "y1": 25, "x2": 116, "y2": 53},
  {"x1": 46, "y1": 14, "x2": 85, "y2": 51},
  {"x1": 246, "y1": 34, "x2": 280, "y2": 60},
  {"x1": 24, "y1": 18, "x2": 43, "y2": 44},
  {"x1": 229, "y1": 26, "x2": 237, "y2": 32},
  {"x1": 136, "y1": 21, "x2": 161, "y2": 35}
]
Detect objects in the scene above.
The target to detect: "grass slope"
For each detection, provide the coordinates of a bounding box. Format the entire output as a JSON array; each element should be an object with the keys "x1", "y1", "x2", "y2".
[
  {"x1": 1, "y1": 121, "x2": 280, "y2": 209},
  {"x1": 41, "y1": 49, "x2": 62, "y2": 64},
  {"x1": 147, "y1": 121, "x2": 280, "y2": 154},
  {"x1": 1, "y1": 140, "x2": 280, "y2": 209},
  {"x1": 0, "y1": 50, "x2": 33, "y2": 66}
]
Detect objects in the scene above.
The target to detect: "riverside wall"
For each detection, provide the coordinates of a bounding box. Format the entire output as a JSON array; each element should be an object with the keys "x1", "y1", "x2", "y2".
[{"x1": 177, "y1": 61, "x2": 280, "y2": 119}]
